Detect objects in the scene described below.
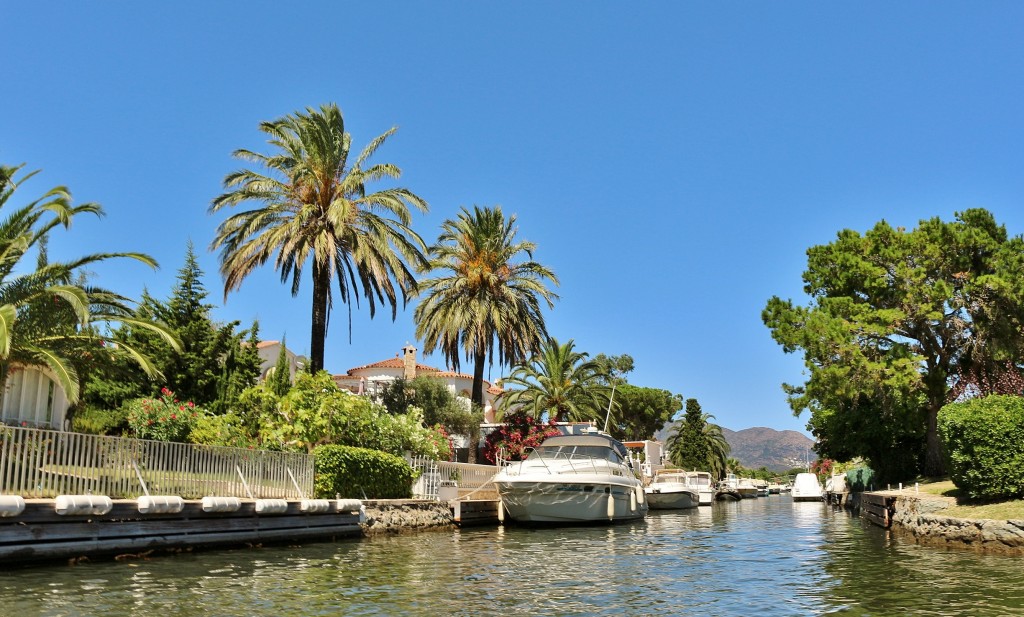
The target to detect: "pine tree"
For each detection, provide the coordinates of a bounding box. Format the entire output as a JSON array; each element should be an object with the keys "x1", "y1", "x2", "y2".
[
  {"x1": 268, "y1": 336, "x2": 292, "y2": 396},
  {"x1": 84, "y1": 242, "x2": 245, "y2": 410},
  {"x1": 212, "y1": 320, "x2": 263, "y2": 414}
]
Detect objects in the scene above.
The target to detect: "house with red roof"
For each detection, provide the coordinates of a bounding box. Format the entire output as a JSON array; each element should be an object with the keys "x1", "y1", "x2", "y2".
[
  {"x1": 333, "y1": 343, "x2": 501, "y2": 411},
  {"x1": 255, "y1": 340, "x2": 308, "y2": 383}
]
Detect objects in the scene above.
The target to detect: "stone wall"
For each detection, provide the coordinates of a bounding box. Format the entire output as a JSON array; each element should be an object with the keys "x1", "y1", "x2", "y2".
[
  {"x1": 360, "y1": 499, "x2": 454, "y2": 535},
  {"x1": 890, "y1": 494, "x2": 1024, "y2": 554}
]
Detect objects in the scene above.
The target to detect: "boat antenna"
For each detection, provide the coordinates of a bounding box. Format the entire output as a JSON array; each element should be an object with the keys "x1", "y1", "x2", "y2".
[{"x1": 603, "y1": 382, "x2": 617, "y2": 432}]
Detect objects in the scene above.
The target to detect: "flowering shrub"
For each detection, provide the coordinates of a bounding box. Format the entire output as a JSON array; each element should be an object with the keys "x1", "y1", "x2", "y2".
[
  {"x1": 482, "y1": 410, "x2": 562, "y2": 464},
  {"x1": 125, "y1": 387, "x2": 201, "y2": 442},
  {"x1": 810, "y1": 458, "x2": 834, "y2": 482}
]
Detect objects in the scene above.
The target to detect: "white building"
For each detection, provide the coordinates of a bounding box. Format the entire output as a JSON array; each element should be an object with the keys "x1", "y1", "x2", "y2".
[
  {"x1": 0, "y1": 365, "x2": 71, "y2": 430},
  {"x1": 255, "y1": 340, "x2": 308, "y2": 383}
]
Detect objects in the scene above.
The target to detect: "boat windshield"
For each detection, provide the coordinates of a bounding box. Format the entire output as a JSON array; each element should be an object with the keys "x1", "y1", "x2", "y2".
[
  {"x1": 653, "y1": 474, "x2": 685, "y2": 484},
  {"x1": 528, "y1": 444, "x2": 623, "y2": 464}
]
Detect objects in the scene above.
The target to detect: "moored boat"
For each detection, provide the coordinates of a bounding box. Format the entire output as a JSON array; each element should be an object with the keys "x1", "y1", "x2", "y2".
[
  {"x1": 736, "y1": 477, "x2": 759, "y2": 499},
  {"x1": 791, "y1": 472, "x2": 823, "y2": 502},
  {"x1": 645, "y1": 471, "x2": 699, "y2": 510},
  {"x1": 684, "y1": 471, "x2": 716, "y2": 506},
  {"x1": 492, "y1": 429, "x2": 648, "y2": 524}
]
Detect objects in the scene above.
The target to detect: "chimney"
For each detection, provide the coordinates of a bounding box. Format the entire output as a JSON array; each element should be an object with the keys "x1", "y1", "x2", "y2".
[{"x1": 403, "y1": 343, "x2": 417, "y2": 380}]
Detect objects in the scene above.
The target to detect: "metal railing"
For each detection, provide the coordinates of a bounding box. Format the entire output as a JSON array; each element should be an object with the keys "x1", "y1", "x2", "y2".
[
  {"x1": 406, "y1": 455, "x2": 498, "y2": 500},
  {"x1": 0, "y1": 425, "x2": 313, "y2": 499}
]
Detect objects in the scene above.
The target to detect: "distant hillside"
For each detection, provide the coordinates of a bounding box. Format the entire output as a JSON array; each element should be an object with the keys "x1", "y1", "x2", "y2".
[{"x1": 721, "y1": 427, "x2": 814, "y2": 472}]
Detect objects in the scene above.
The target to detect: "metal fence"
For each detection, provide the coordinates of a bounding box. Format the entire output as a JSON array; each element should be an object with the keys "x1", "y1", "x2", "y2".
[
  {"x1": 406, "y1": 455, "x2": 498, "y2": 500},
  {"x1": 0, "y1": 425, "x2": 314, "y2": 499}
]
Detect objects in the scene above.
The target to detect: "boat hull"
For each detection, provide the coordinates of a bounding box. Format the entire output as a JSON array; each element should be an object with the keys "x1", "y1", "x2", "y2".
[
  {"x1": 645, "y1": 487, "x2": 699, "y2": 510},
  {"x1": 494, "y1": 478, "x2": 647, "y2": 523},
  {"x1": 791, "y1": 473, "x2": 823, "y2": 502}
]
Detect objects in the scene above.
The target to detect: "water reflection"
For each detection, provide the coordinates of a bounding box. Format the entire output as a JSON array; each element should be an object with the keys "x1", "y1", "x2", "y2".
[{"x1": 2, "y1": 497, "x2": 1024, "y2": 616}]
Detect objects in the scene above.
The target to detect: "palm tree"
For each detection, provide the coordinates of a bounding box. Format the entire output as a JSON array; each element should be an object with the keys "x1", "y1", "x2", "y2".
[
  {"x1": 210, "y1": 103, "x2": 429, "y2": 373},
  {"x1": 0, "y1": 164, "x2": 178, "y2": 403},
  {"x1": 499, "y1": 338, "x2": 608, "y2": 422},
  {"x1": 414, "y1": 205, "x2": 558, "y2": 405},
  {"x1": 666, "y1": 403, "x2": 731, "y2": 479},
  {"x1": 702, "y1": 419, "x2": 731, "y2": 480}
]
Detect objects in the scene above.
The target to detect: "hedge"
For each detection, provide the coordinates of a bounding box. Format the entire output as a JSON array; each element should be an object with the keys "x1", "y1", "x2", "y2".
[
  {"x1": 938, "y1": 395, "x2": 1024, "y2": 501},
  {"x1": 313, "y1": 444, "x2": 416, "y2": 499}
]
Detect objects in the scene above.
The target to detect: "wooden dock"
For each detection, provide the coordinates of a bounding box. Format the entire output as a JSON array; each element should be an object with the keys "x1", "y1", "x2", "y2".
[
  {"x1": 451, "y1": 499, "x2": 499, "y2": 526},
  {"x1": 0, "y1": 499, "x2": 363, "y2": 565},
  {"x1": 861, "y1": 492, "x2": 896, "y2": 528}
]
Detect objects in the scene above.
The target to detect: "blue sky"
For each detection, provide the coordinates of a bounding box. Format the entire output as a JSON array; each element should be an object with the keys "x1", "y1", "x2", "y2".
[{"x1": 5, "y1": 3, "x2": 1024, "y2": 435}]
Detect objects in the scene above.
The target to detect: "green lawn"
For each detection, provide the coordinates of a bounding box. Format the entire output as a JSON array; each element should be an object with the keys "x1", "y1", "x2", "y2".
[{"x1": 916, "y1": 479, "x2": 1024, "y2": 520}]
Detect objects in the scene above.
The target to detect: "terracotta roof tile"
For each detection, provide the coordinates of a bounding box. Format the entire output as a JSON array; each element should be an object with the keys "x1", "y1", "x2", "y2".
[
  {"x1": 433, "y1": 371, "x2": 474, "y2": 380},
  {"x1": 347, "y1": 357, "x2": 441, "y2": 375}
]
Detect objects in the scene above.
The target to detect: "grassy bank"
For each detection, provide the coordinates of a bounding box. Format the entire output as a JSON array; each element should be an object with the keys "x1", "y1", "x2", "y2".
[{"x1": 916, "y1": 480, "x2": 1024, "y2": 520}]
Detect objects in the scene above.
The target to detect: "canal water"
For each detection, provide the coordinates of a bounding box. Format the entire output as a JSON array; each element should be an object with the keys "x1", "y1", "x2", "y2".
[{"x1": 3, "y1": 496, "x2": 1024, "y2": 616}]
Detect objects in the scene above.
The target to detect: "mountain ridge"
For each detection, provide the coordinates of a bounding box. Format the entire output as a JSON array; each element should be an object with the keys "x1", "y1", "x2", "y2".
[{"x1": 721, "y1": 426, "x2": 814, "y2": 472}]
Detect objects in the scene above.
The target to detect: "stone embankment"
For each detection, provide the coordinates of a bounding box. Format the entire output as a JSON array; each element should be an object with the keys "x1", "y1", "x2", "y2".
[
  {"x1": 887, "y1": 492, "x2": 1024, "y2": 554},
  {"x1": 360, "y1": 499, "x2": 455, "y2": 535}
]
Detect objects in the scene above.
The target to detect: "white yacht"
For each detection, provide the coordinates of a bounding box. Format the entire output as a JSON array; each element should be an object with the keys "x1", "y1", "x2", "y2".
[
  {"x1": 791, "y1": 472, "x2": 824, "y2": 502},
  {"x1": 645, "y1": 471, "x2": 699, "y2": 510},
  {"x1": 684, "y1": 471, "x2": 716, "y2": 506},
  {"x1": 492, "y1": 430, "x2": 648, "y2": 524}
]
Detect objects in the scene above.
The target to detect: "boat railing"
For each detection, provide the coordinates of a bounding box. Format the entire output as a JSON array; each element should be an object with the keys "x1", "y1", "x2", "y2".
[{"x1": 521, "y1": 450, "x2": 619, "y2": 476}]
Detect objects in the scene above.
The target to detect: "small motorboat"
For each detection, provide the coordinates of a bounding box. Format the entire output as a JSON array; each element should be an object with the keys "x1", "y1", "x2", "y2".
[{"x1": 645, "y1": 471, "x2": 699, "y2": 510}]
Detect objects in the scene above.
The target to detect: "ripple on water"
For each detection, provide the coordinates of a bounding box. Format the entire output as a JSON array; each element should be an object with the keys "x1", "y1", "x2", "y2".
[{"x1": 2, "y1": 498, "x2": 1024, "y2": 616}]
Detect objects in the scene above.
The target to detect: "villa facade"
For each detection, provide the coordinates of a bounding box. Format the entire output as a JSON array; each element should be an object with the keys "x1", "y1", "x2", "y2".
[{"x1": 332, "y1": 343, "x2": 502, "y2": 412}]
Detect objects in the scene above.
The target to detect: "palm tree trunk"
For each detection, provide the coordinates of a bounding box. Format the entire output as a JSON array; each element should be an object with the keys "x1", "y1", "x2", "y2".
[
  {"x1": 309, "y1": 260, "x2": 330, "y2": 374},
  {"x1": 471, "y1": 351, "x2": 486, "y2": 407}
]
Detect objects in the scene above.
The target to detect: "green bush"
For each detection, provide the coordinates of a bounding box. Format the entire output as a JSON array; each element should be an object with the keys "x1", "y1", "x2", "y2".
[
  {"x1": 254, "y1": 371, "x2": 452, "y2": 459},
  {"x1": 72, "y1": 405, "x2": 129, "y2": 435},
  {"x1": 938, "y1": 395, "x2": 1024, "y2": 501},
  {"x1": 188, "y1": 413, "x2": 257, "y2": 449},
  {"x1": 313, "y1": 444, "x2": 416, "y2": 499}
]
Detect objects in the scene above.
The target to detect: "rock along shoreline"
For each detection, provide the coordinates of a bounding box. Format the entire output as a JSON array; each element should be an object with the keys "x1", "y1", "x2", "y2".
[
  {"x1": 360, "y1": 499, "x2": 457, "y2": 535},
  {"x1": 878, "y1": 492, "x2": 1024, "y2": 554}
]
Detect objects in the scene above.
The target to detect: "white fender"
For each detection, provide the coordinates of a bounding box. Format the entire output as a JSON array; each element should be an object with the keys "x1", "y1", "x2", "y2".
[
  {"x1": 55, "y1": 495, "x2": 113, "y2": 516},
  {"x1": 254, "y1": 498, "x2": 289, "y2": 514},
  {"x1": 138, "y1": 495, "x2": 185, "y2": 514},
  {"x1": 606, "y1": 493, "x2": 616, "y2": 519},
  {"x1": 202, "y1": 496, "x2": 241, "y2": 512},
  {"x1": 0, "y1": 495, "x2": 25, "y2": 517}
]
